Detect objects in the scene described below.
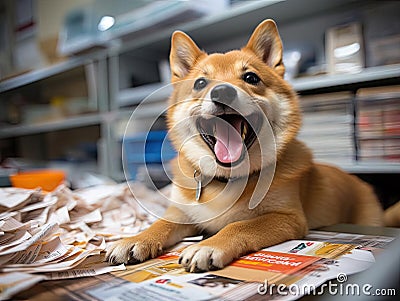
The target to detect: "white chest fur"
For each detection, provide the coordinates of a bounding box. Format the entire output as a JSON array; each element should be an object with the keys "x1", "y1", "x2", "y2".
[{"x1": 170, "y1": 180, "x2": 273, "y2": 234}]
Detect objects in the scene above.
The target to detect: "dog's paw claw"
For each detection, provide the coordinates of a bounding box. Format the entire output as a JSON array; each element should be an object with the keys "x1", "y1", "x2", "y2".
[
  {"x1": 188, "y1": 263, "x2": 204, "y2": 273},
  {"x1": 179, "y1": 244, "x2": 228, "y2": 272},
  {"x1": 105, "y1": 238, "x2": 162, "y2": 265},
  {"x1": 127, "y1": 255, "x2": 141, "y2": 265},
  {"x1": 107, "y1": 255, "x2": 117, "y2": 265}
]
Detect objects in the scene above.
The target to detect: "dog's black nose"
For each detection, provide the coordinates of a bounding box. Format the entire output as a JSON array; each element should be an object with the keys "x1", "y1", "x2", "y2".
[{"x1": 210, "y1": 84, "x2": 237, "y2": 105}]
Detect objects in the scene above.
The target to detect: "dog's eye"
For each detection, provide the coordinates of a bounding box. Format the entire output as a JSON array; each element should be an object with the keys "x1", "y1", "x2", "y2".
[
  {"x1": 194, "y1": 78, "x2": 208, "y2": 90},
  {"x1": 242, "y1": 72, "x2": 261, "y2": 85}
]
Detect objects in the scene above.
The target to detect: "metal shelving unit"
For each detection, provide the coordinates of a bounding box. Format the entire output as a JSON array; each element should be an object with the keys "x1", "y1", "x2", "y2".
[
  {"x1": 0, "y1": 50, "x2": 111, "y2": 176},
  {"x1": 1, "y1": 0, "x2": 399, "y2": 178},
  {"x1": 107, "y1": 0, "x2": 400, "y2": 176}
]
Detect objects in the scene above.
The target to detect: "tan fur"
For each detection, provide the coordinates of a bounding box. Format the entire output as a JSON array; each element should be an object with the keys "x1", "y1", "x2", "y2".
[
  {"x1": 384, "y1": 201, "x2": 400, "y2": 227},
  {"x1": 107, "y1": 19, "x2": 397, "y2": 272}
]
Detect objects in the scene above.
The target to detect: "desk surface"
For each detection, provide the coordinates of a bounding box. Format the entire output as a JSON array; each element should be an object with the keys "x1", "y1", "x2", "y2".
[
  {"x1": 319, "y1": 223, "x2": 400, "y2": 237},
  {"x1": 13, "y1": 224, "x2": 400, "y2": 301}
]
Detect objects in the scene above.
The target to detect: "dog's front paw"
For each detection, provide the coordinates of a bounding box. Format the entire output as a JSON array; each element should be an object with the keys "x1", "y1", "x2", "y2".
[
  {"x1": 179, "y1": 244, "x2": 232, "y2": 272},
  {"x1": 106, "y1": 237, "x2": 163, "y2": 265}
]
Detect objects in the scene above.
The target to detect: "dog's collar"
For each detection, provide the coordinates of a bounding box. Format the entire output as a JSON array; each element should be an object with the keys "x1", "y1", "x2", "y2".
[
  {"x1": 194, "y1": 170, "x2": 246, "y2": 184},
  {"x1": 193, "y1": 169, "x2": 254, "y2": 201}
]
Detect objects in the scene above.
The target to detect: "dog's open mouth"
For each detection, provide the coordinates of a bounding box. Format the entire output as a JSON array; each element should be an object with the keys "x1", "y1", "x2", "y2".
[{"x1": 196, "y1": 113, "x2": 262, "y2": 167}]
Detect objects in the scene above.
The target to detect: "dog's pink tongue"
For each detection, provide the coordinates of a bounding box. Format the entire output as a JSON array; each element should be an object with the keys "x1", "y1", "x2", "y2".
[{"x1": 214, "y1": 118, "x2": 243, "y2": 164}]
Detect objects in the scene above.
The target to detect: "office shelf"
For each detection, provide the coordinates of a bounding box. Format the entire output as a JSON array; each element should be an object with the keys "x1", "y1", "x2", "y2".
[
  {"x1": 117, "y1": 0, "x2": 359, "y2": 54},
  {"x1": 117, "y1": 83, "x2": 173, "y2": 107},
  {"x1": 0, "y1": 113, "x2": 103, "y2": 139},
  {"x1": 291, "y1": 64, "x2": 400, "y2": 92},
  {"x1": 0, "y1": 52, "x2": 106, "y2": 93},
  {"x1": 328, "y1": 162, "x2": 400, "y2": 174}
]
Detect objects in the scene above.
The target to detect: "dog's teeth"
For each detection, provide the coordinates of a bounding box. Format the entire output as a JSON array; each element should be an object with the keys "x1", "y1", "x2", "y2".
[{"x1": 242, "y1": 123, "x2": 247, "y2": 140}]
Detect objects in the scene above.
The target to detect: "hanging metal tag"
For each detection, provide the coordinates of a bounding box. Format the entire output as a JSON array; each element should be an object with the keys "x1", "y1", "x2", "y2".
[{"x1": 194, "y1": 170, "x2": 202, "y2": 202}]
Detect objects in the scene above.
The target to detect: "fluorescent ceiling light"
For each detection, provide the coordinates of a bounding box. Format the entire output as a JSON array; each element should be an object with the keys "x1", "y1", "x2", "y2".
[{"x1": 98, "y1": 16, "x2": 115, "y2": 31}]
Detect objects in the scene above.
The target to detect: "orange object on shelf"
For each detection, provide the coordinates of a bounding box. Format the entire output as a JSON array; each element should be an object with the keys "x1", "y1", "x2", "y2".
[{"x1": 10, "y1": 170, "x2": 66, "y2": 192}]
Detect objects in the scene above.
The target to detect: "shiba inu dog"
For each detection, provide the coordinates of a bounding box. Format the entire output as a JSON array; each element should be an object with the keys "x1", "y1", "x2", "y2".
[{"x1": 107, "y1": 19, "x2": 393, "y2": 272}]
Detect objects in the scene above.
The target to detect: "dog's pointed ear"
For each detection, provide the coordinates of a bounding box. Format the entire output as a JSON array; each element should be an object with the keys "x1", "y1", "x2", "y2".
[
  {"x1": 170, "y1": 31, "x2": 204, "y2": 82},
  {"x1": 244, "y1": 19, "x2": 285, "y2": 77}
]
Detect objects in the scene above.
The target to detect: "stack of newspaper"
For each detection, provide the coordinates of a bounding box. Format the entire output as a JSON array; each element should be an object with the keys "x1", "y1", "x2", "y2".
[
  {"x1": 0, "y1": 184, "x2": 397, "y2": 300},
  {"x1": 0, "y1": 183, "x2": 169, "y2": 300},
  {"x1": 298, "y1": 92, "x2": 355, "y2": 165},
  {"x1": 356, "y1": 85, "x2": 400, "y2": 161}
]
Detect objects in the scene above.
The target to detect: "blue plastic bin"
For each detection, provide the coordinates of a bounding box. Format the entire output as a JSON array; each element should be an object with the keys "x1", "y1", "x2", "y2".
[{"x1": 123, "y1": 130, "x2": 176, "y2": 180}]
